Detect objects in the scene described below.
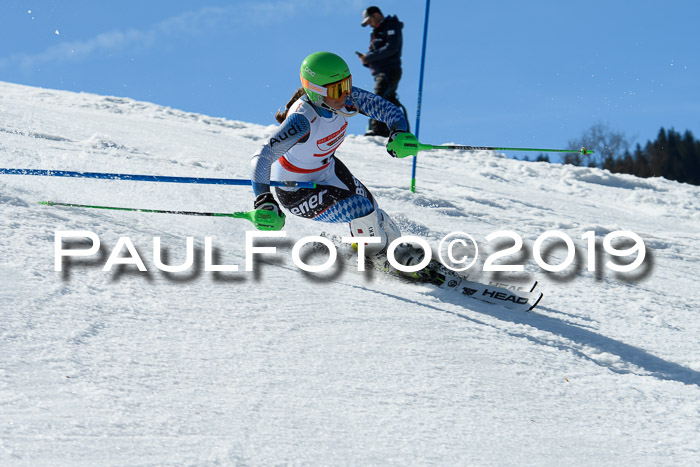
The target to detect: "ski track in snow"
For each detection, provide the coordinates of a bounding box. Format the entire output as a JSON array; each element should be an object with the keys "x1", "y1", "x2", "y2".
[{"x1": 1, "y1": 82, "x2": 699, "y2": 465}]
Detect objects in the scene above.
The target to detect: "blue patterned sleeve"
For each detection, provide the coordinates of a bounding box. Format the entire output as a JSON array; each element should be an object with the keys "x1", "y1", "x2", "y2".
[
  {"x1": 250, "y1": 112, "x2": 311, "y2": 196},
  {"x1": 350, "y1": 86, "x2": 408, "y2": 132}
]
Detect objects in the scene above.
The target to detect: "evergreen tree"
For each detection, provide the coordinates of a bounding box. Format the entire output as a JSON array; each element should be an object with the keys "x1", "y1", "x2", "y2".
[{"x1": 680, "y1": 130, "x2": 700, "y2": 185}]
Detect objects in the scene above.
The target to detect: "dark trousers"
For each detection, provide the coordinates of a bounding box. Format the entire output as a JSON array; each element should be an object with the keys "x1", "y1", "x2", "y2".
[
  {"x1": 274, "y1": 157, "x2": 376, "y2": 223},
  {"x1": 368, "y1": 69, "x2": 404, "y2": 137}
]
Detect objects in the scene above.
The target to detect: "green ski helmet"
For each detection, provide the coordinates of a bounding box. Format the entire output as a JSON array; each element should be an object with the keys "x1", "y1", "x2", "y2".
[{"x1": 300, "y1": 51, "x2": 358, "y2": 116}]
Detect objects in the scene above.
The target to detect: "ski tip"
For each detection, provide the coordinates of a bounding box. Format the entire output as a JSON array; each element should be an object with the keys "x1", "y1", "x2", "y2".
[
  {"x1": 527, "y1": 292, "x2": 544, "y2": 312},
  {"x1": 529, "y1": 280, "x2": 539, "y2": 293}
]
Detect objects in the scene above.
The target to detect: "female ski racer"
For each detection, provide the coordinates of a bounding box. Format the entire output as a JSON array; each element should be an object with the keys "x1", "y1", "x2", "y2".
[{"x1": 250, "y1": 51, "x2": 417, "y2": 256}]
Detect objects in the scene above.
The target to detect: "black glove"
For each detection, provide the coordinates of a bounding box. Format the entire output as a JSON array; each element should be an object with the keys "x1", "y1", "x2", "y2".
[{"x1": 254, "y1": 192, "x2": 283, "y2": 215}]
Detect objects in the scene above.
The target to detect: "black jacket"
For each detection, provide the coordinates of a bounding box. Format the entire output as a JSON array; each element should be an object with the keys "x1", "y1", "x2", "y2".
[{"x1": 364, "y1": 15, "x2": 403, "y2": 75}]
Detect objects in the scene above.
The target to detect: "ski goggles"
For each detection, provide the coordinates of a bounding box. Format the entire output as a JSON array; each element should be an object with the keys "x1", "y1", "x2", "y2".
[{"x1": 302, "y1": 75, "x2": 352, "y2": 100}]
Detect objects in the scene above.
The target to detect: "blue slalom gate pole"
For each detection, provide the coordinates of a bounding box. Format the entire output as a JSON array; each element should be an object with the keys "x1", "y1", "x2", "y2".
[
  {"x1": 411, "y1": 0, "x2": 431, "y2": 193},
  {"x1": 0, "y1": 168, "x2": 316, "y2": 188}
]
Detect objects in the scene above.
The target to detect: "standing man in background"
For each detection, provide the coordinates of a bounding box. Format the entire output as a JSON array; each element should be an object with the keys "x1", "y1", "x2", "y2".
[{"x1": 357, "y1": 6, "x2": 407, "y2": 137}]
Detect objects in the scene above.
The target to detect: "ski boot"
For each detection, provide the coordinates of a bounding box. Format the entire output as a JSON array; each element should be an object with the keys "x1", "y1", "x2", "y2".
[{"x1": 390, "y1": 242, "x2": 447, "y2": 285}]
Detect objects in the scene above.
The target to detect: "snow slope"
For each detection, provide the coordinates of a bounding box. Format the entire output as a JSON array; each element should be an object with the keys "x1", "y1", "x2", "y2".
[{"x1": 1, "y1": 81, "x2": 699, "y2": 465}]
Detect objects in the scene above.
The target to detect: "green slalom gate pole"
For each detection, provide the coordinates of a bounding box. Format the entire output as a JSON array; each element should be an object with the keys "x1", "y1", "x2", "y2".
[{"x1": 39, "y1": 201, "x2": 285, "y2": 231}]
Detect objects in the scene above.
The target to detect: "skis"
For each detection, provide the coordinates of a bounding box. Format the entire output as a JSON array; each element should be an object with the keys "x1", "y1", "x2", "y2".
[
  {"x1": 429, "y1": 265, "x2": 543, "y2": 311},
  {"x1": 369, "y1": 255, "x2": 543, "y2": 312},
  {"x1": 317, "y1": 234, "x2": 544, "y2": 312}
]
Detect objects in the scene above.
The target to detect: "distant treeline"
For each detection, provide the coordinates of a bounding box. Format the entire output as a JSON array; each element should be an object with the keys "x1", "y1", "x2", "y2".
[
  {"x1": 532, "y1": 124, "x2": 700, "y2": 186},
  {"x1": 602, "y1": 128, "x2": 700, "y2": 186}
]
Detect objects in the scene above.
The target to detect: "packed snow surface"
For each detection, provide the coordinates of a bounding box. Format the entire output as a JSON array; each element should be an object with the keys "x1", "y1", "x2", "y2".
[{"x1": 1, "y1": 82, "x2": 699, "y2": 465}]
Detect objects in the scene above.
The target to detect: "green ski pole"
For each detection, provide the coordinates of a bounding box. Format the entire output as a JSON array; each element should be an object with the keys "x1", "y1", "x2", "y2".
[
  {"x1": 39, "y1": 201, "x2": 285, "y2": 231},
  {"x1": 387, "y1": 133, "x2": 594, "y2": 159},
  {"x1": 420, "y1": 143, "x2": 594, "y2": 156}
]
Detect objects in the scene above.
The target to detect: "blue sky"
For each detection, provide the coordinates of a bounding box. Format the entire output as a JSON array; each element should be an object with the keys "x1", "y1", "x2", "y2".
[{"x1": 2, "y1": 0, "x2": 699, "y2": 163}]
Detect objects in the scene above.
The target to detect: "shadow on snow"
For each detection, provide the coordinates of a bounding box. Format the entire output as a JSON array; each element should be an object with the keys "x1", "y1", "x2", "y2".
[{"x1": 354, "y1": 284, "x2": 700, "y2": 388}]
